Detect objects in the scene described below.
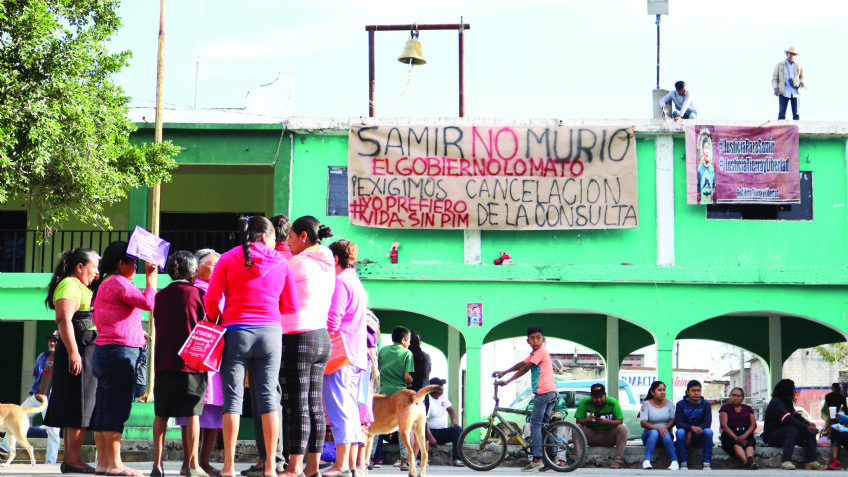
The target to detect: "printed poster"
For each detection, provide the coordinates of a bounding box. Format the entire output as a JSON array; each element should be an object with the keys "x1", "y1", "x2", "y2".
[
  {"x1": 467, "y1": 303, "x2": 482, "y2": 327},
  {"x1": 348, "y1": 125, "x2": 639, "y2": 230},
  {"x1": 685, "y1": 125, "x2": 800, "y2": 204}
]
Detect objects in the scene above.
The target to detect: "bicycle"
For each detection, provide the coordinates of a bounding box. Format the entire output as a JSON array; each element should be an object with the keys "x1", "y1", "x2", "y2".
[{"x1": 457, "y1": 377, "x2": 588, "y2": 472}]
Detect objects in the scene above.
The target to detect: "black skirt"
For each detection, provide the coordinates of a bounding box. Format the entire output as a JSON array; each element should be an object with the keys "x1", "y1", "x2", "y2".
[
  {"x1": 720, "y1": 427, "x2": 756, "y2": 452},
  {"x1": 43, "y1": 311, "x2": 97, "y2": 429}
]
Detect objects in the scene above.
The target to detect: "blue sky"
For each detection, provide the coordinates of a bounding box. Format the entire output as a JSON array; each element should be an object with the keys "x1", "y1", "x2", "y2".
[{"x1": 110, "y1": 0, "x2": 845, "y2": 121}]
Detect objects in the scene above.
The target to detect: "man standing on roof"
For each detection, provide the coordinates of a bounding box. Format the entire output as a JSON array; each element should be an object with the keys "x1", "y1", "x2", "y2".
[{"x1": 772, "y1": 46, "x2": 806, "y2": 120}]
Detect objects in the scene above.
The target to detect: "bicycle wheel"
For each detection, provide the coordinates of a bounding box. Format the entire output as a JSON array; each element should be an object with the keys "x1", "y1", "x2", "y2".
[
  {"x1": 457, "y1": 421, "x2": 508, "y2": 471},
  {"x1": 541, "y1": 420, "x2": 588, "y2": 472}
]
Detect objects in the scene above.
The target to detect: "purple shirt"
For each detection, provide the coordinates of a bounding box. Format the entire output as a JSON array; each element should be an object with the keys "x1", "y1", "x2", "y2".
[
  {"x1": 720, "y1": 403, "x2": 754, "y2": 430},
  {"x1": 194, "y1": 278, "x2": 224, "y2": 406},
  {"x1": 327, "y1": 268, "x2": 368, "y2": 369},
  {"x1": 367, "y1": 328, "x2": 378, "y2": 348}
]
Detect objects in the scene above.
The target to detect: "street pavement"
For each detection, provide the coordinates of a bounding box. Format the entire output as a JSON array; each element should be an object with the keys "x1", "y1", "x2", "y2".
[{"x1": 0, "y1": 462, "x2": 841, "y2": 477}]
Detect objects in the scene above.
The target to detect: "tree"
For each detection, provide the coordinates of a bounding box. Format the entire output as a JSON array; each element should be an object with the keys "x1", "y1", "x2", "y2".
[
  {"x1": 0, "y1": 0, "x2": 179, "y2": 233},
  {"x1": 816, "y1": 344, "x2": 848, "y2": 369}
]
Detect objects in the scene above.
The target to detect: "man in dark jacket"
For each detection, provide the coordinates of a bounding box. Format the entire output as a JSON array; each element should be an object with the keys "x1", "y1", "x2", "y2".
[{"x1": 675, "y1": 380, "x2": 713, "y2": 470}]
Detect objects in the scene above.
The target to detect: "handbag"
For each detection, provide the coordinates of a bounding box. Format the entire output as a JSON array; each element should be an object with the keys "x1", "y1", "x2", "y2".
[
  {"x1": 324, "y1": 331, "x2": 351, "y2": 375},
  {"x1": 178, "y1": 318, "x2": 226, "y2": 372}
]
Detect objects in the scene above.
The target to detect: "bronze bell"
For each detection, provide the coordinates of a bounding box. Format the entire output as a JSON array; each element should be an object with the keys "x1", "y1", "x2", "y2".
[{"x1": 398, "y1": 31, "x2": 426, "y2": 65}]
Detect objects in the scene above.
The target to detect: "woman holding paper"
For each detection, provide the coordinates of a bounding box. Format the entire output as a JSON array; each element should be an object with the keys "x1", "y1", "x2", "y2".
[
  {"x1": 321, "y1": 239, "x2": 368, "y2": 477},
  {"x1": 43, "y1": 247, "x2": 101, "y2": 474},
  {"x1": 278, "y1": 216, "x2": 335, "y2": 477},
  {"x1": 91, "y1": 241, "x2": 157, "y2": 477},
  {"x1": 205, "y1": 216, "x2": 298, "y2": 477}
]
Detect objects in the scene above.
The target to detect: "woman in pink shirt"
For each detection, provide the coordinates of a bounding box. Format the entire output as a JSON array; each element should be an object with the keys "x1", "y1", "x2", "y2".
[
  {"x1": 322, "y1": 240, "x2": 368, "y2": 477},
  {"x1": 91, "y1": 241, "x2": 157, "y2": 477},
  {"x1": 279, "y1": 216, "x2": 335, "y2": 477},
  {"x1": 205, "y1": 216, "x2": 298, "y2": 477}
]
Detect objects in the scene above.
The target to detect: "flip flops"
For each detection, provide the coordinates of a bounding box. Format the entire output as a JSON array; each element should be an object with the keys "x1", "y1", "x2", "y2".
[{"x1": 60, "y1": 463, "x2": 96, "y2": 474}]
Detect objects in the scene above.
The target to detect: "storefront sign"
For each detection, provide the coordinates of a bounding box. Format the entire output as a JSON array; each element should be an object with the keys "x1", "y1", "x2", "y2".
[{"x1": 348, "y1": 125, "x2": 639, "y2": 230}]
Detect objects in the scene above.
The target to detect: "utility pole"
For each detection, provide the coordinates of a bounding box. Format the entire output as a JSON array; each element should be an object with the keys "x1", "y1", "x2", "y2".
[
  {"x1": 675, "y1": 341, "x2": 679, "y2": 369},
  {"x1": 143, "y1": 0, "x2": 167, "y2": 402}
]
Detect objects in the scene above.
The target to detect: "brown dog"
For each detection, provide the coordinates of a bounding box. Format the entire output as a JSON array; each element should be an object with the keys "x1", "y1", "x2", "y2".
[
  {"x1": 364, "y1": 384, "x2": 440, "y2": 477},
  {"x1": 0, "y1": 394, "x2": 47, "y2": 466}
]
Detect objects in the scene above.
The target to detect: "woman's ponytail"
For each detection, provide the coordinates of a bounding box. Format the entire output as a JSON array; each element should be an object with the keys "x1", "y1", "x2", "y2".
[
  {"x1": 317, "y1": 224, "x2": 333, "y2": 241},
  {"x1": 291, "y1": 216, "x2": 332, "y2": 245},
  {"x1": 239, "y1": 215, "x2": 275, "y2": 268},
  {"x1": 239, "y1": 216, "x2": 253, "y2": 268}
]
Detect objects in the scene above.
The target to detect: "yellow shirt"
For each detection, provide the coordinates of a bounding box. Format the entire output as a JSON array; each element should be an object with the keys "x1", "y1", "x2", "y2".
[{"x1": 53, "y1": 277, "x2": 93, "y2": 311}]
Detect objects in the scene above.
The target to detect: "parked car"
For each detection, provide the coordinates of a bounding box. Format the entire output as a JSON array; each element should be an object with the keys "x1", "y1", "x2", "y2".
[{"x1": 501, "y1": 379, "x2": 642, "y2": 440}]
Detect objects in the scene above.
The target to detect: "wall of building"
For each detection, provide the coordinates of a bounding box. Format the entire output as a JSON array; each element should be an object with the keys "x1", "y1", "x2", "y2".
[{"x1": 3, "y1": 119, "x2": 848, "y2": 425}]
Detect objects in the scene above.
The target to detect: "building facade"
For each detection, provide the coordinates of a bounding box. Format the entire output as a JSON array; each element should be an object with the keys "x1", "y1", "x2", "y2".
[{"x1": 2, "y1": 117, "x2": 847, "y2": 427}]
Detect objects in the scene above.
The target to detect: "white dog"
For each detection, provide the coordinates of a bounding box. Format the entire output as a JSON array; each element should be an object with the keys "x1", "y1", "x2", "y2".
[{"x1": 0, "y1": 394, "x2": 47, "y2": 466}]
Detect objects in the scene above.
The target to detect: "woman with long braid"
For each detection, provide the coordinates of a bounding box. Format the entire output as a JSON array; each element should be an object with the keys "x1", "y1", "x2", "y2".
[{"x1": 205, "y1": 216, "x2": 298, "y2": 477}]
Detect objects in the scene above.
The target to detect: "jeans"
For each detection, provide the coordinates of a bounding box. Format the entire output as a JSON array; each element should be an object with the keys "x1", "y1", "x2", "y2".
[
  {"x1": 642, "y1": 429, "x2": 677, "y2": 462},
  {"x1": 766, "y1": 426, "x2": 817, "y2": 463},
  {"x1": 91, "y1": 344, "x2": 140, "y2": 433},
  {"x1": 430, "y1": 426, "x2": 463, "y2": 458},
  {"x1": 675, "y1": 428, "x2": 713, "y2": 464},
  {"x1": 672, "y1": 109, "x2": 697, "y2": 119},
  {"x1": 778, "y1": 95, "x2": 799, "y2": 120},
  {"x1": 530, "y1": 391, "x2": 557, "y2": 459}
]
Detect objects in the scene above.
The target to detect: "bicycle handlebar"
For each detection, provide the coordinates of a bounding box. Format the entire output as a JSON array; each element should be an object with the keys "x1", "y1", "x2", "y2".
[{"x1": 491, "y1": 377, "x2": 503, "y2": 404}]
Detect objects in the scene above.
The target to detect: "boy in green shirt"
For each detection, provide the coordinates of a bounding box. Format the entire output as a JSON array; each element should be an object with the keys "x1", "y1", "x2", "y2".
[
  {"x1": 378, "y1": 326, "x2": 413, "y2": 395},
  {"x1": 372, "y1": 326, "x2": 414, "y2": 468}
]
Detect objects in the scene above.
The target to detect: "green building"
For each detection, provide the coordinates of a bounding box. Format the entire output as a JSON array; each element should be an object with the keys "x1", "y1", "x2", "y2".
[{"x1": 2, "y1": 117, "x2": 846, "y2": 429}]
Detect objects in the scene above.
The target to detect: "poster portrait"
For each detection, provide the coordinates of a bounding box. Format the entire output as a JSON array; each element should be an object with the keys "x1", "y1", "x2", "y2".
[
  {"x1": 467, "y1": 303, "x2": 483, "y2": 327},
  {"x1": 685, "y1": 125, "x2": 800, "y2": 204}
]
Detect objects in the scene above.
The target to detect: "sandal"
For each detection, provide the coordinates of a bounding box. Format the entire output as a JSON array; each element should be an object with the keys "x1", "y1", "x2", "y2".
[{"x1": 61, "y1": 463, "x2": 97, "y2": 474}]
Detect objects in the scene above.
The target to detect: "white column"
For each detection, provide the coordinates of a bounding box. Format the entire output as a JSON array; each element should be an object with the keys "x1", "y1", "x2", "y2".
[
  {"x1": 464, "y1": 230, "x2": 481, "y2": 265},
  {"x1": 769, "y1": 315, "x2": 783, "y2": 393},
  {"x1": 606, "y1": 315, "x2": 620, "y2": 401},
  {"x1": 656, "y1": 135, "x2": 675, "y2": 266},
  {"x1": 21, "y1": 321, "x2": 37, "y2": 402},
  {"x1": 447, "y1": 327, "x2": 461, "y2": 412}
]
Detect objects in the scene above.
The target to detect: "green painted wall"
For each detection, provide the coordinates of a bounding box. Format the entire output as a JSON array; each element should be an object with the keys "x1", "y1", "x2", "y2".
[
  {"x1": 3, "y1": 124, "x2": 847, "y2": 428},
  {"x1": 290, "y1": 134, "x2": 466, "y2": 264},
  {"x1": 284, "y1": 130, "x2": 848, "y2": 425},
  {"x1": 675, "y1": 138, "x2": 847, "y2": 267},
  {"x1": 290, "y1": 134, "x2": 660, "y2": 267},
  {"x1": 132, "y1": 124, "x2": 290, "y2": 166},
  {"x1": 161, "y1": 165, "x2": 274, "y2": 215}
]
